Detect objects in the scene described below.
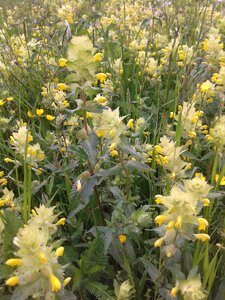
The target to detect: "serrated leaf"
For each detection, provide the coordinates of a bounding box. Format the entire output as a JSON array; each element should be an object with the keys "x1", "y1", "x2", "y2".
[
  {"x1": 118, "y1": 142, "x2": 143, "y2": 159},
  {"x1": 97, "y1": 165, "x2": 123, "y2": 184},
  {"x1": 125, "y1": 160, "x2": 153, "y2": 173},
  {"x1": 2, "y1": 211, "x2": 22, "y2": 260},
  {"x1": 109, "y1": 186, "x2": 125, "y2": 202},
  {"x1": 79, "y1": 133, "x2": 98, "y2": 167},
  {"x1": 86, "y1": 281, "x2": 114, "y2": 300},
  {"x1": 141, "y1": 258, "x2": 159, "y2": 282},
  {"x1": 69, "y1": 176, "x2": 98, "y2": 218}
]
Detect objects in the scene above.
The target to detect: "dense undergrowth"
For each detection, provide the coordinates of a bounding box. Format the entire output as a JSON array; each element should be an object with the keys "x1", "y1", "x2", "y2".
[{"x1": 0, "y1": 0, "x2": 225, "y2": 299}]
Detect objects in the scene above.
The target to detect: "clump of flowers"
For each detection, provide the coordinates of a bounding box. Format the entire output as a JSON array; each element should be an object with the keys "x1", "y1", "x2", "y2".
[
  {"x1": 92, "y1": 107, "x2": 126, "y2": 143},
  {"x1": 9, "y1": 124, "x2": 45, "y2": 166},
  {"x1": 202, "y1": 27, "x2": 225, "y2": 66},
  {"x1": 10, "y1": 124, "x2": 33, "y2": 156},
  {"x1": 113, "y1": 280, "x2": 134, "y2": 300},
  {"x1": 154, "y1": 176, "x2": 212, "y2": 257},
  {"x1": 171, "y1": 275, "x2": 206, "y2": 300},
  {"x1": 197, "y1": 80, "x2": 215, "y2": 103},
  {"x1": 206, "y1": 116, "x2": 225, "y2": 153},
  {"x1": 66, "y1": 35, "x2": 97, "y2": 82},
  {"x1": 41, "y1": 82, "x2": 70, "y2": 110},
  {"x1": 211, "y1": 66, "x2": 225, "y2": 93},
  {"x1": 152, "y1": 136, "x2": 190, "y2": 178},
  {"x1": 5, "y1": 205, "x2": 69, "y2": 299},
  {"x1": 177, "y1": 44, "x2": 194, "y2": 67},
  {"x1": 171, "y1": 102, "x2": 204, "y2": 139},
  {"x1": 0, "y1": 187, "x2": 14, "y2": 208},
  {"x1": 58, "y1": 4, "x2": 75, "y2": 24}
]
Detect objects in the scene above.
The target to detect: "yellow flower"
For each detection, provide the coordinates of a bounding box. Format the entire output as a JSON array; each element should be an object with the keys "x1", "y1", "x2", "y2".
[
  {"x1": 5, "y1": 276, "x2": 19, "y2": 286},
  {"x1": 55, "y1": 247, "x2": 64, "y2": 257},
  {"x1": 6, "y1": 97, "x2": 13, "y2": 101},
  {"x1": 169, "y1": 172, "x2": 176, "y2": 180},
  {"x1": 64, "y1": 277, "x2": 72, "y2": 286},
  {"x1": 175, "y1": 216, "x2": 182, "y2": 229},
  {"x1": 36, "y1": 108, "x2": 44, "y2": 116},
  {"x1": 194, "y1": 233, "x2": 210, "y2": 242},
  {"x1": 127, "y1": 119, "x2": 134, "y2": 129},
  {"x1": 166, "y1": 221, "x2": 175, "y2": 230},
  {"x1": 191, "y1": 116, "x2": 198, "y2": 123},
  {"x1": 154, "y1": 237, "x2": 164, "y2": 248},
  {"x1": 63, "y1": 100, "x2": 69, "y2": 108},
  {"x1": 96, "y1": 73, "x2": 107, "y2": 83},
  {"x1": 96, "y1": 95, "x2": 107, "y2": 104},
  {"x1": 202, "y1": 198, "x2": 210, "y2": 207},
  {"x1": 66, "y1": 12, "x2": 73, "y2": 24},
  {"x1": 195, "y1": 173, "x2": 205, "y2": 181},
  {"x1": 155, "y1": 196, "x2": 162, "y2": 204},
  {"x1": 155, "y1": 145, "x2": 162, "y2": 154},
  {"x1": 27, "y1": 111, "x2": 35, "y2": 118},
  {"x1": 5, "y1": 258, "x2": 22, "y2": 267},
  {"x1": 76, "y1": 180, "x2": 82, "y2": 192},
  {"x1": 171, "y1": 286, "x2": 178, "y2": 297},
  {"x1": 57, "y1": 83, "x2": 68, "y2": 91},
  {"x1": 162, "y1": 156, "x2": 169, "y2": 165},
  {"x1": 0, "y1": 99, "x2": 5, "y2": 106},
  {"x1": 50, "y1": 274, "x2": 61, "y2": 292},
  {"x1": 188, "y1": 131, "x2": 196, "y2": 139},
  {"x1": 96, "y1": 129, "x2": 105, "y2": 137},
  {"x1": 37, "y1": 252, "x2": 48, "y2": 264},
  {"x1": 0, "y1": 171, "x2": 4, "y2": 177},
  {"x1": 215, "y1": 174, "x2": 225, "y2": 185},
  {"x1": 0, "y1": 178, "x2": 7, "y2": 186},
  {"x1": 197, "y1": 218, "x2": 208, "y2": 231},
  {"x1": 110, "y1": 150, "x2": 118, "y2": 157},
  {"x1": 46, "y1": 115, "x2": 55, "y2": 121},
  {"x1": 119, "y1": 234, "x2": 126, "y2": 244},
  {"x1": 59, "y1": 58, "x2": 67, "y2": 67},
  {"x1": 86, "y1": 112, "x2": 92, "y2": 119},
  {"x1": 200, "y1": 82, "x2": 210, "y2": 93},
  {"x1": 94, "y1": 53, "x2": 103, "y2": 62},
  {"x1": 109, "y1": 143, "x2": 117, "y2": 151},
  {"x1": 4, "y1": 157, "x2": 14, "y2": 163},
  {"x1": 170, "y1": 112, "x2": 175, "y2": 118},
  {"x1": 196, "y1": 111, "x2": 204, "y2": 117},
  {"x1": 57, "y1": 218, "x2": 66, "y2": 225},
  {"x1": 32, "y1": 209, "x2": 37, "y2": 217},
  {"x1": 155, "y1": 215, "x2": 166, "y2": 225}
]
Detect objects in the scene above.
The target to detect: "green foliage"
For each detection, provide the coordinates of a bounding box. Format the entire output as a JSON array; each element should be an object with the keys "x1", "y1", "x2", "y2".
[{"x1": 0, "y1": 0, "x2": 225, "y2": 299}]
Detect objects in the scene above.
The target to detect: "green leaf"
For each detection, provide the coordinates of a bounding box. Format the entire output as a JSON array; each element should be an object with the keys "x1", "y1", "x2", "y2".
[
  {"x1": 85, "y1": 281, "x2": 114, "y2": 300},
  {"x1": 79, "y1": 133, "x2": 98, "y2": 168},
  {"x1": 80, "y1": 237, "x2": 107, "y2": 275},
  {"x1": 109, "y1": 186, "x2": 125, "y2": 202},
  {"x1": 125, "y1": 160, "x2": 153, "y2": 174},
  {"x1": 97, "y1": 165, "x2": 123, "y2": 184},
  {"x1": 69, "y1": 176, "x2": 98, "y2": 218},
  {"x1": 118, "y1": 142, "x2": 143, "y2": 159},
  {"x1": 2, "y1": 210, "x2": 22, "y2": 260},
  {"x1": 141, "y1": 258, "x2": 159, "y2": 282}
]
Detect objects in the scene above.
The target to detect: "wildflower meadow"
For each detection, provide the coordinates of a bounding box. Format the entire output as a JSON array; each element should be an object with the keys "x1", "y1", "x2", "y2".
[{"x1": 0, "y1": 0, "x2": 225, "y2": 299}]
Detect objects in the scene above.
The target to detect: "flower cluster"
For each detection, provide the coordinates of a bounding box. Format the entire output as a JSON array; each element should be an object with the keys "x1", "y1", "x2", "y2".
[
  {"x1": 151, "y1": 136, "x2": 190, "y2": 178},
  {"x1": 154, "y1": 176, "x2": 212, "y2": 257},
  {"x1": 5, "y1": 205, "x2": 70, "y2": 299},
  {"x1": 92, "y1": 107, "x2": 126, "y2": 143},
  {"x1": 10, "y1": 124, "x2": 45, "y2": 166},
  {"x1": 171, "y1": 102, "x2": 204, "y2": 139},
  {"x1": 171, "y1": 275, "x2": 206, "y2": 300},
  {"x1": 206, "y1": 116, "x2": 225, "y2": 154}
]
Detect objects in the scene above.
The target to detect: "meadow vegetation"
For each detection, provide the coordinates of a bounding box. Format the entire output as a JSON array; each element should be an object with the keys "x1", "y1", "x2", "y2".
[{"x1": 0, "y1": 0, "x2": 225, "y2": 299}]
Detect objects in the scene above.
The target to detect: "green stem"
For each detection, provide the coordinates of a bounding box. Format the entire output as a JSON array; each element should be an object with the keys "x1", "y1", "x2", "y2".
[{"x1": 211, "y1": 148, "x2": 218, "y2": 186}]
